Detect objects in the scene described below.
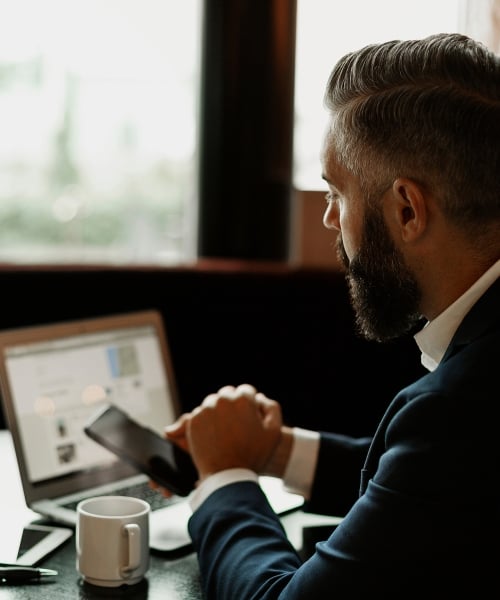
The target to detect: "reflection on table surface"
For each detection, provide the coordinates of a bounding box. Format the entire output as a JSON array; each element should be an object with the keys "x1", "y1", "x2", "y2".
[{"x1": 0, "y1": 430, "x2": 340, "y2": 599}]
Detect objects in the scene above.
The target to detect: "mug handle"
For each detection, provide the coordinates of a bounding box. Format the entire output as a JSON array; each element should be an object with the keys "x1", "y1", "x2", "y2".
[{"x1": 121, "y1": 523, "x2": 141, "y2": 576}]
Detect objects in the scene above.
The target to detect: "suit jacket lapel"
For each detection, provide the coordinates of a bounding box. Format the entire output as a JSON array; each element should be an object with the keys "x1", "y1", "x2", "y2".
[{"x1": 358, "y1": 277, "x2": 499, "y2": 496}]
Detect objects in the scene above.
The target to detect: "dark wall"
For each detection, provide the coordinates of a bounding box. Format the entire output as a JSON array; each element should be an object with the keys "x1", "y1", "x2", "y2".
[{"x1": 0, "y1": 263, "x2": 426, "y2": 436}]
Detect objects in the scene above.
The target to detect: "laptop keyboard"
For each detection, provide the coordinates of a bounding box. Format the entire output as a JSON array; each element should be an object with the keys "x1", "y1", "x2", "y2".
[{"x1": 62, "y1": 481, "x2": 180, "y2": 512}]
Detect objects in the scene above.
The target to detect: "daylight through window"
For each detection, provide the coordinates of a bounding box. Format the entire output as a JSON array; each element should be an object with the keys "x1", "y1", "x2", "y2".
[{"x1": 0, "y1": 0, "x2": 200, "y2": 264}]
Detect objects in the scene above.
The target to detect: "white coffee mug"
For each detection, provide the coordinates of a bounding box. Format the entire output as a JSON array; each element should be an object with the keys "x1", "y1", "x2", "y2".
[{"x1": 76, "y1": 495, "x2": 150, "y2": 587}]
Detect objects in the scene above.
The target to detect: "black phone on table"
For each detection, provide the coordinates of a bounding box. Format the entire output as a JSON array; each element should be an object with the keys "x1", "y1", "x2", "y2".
[{"x1": 84, "y1": 403, "x2": 198, "y2": 497}]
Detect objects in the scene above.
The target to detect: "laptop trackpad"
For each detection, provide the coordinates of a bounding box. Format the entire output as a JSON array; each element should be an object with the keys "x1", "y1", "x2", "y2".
[{"x1": 149, "y1": 502, "x2": 192, "y2": 552}]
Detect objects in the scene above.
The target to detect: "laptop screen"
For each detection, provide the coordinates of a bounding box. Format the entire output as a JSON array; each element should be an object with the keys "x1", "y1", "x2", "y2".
[{"x1": 0, "y1": 311, "x2": 181, "y2": 504}]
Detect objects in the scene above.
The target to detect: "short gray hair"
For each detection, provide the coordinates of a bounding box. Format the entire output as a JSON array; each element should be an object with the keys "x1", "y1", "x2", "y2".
[{"x1": 324, "y1": 33, "x2": 500, "y2": 230}]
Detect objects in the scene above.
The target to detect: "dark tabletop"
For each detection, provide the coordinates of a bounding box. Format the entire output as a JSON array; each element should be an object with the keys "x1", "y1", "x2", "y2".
[{"x1": 2, "y1": 540, "x2": 202, "y2": 600}]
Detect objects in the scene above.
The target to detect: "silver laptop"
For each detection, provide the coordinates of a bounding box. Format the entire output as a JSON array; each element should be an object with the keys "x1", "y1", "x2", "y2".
[{"x1": 0, "y1": 310, "x2": 303, "y2": 552}]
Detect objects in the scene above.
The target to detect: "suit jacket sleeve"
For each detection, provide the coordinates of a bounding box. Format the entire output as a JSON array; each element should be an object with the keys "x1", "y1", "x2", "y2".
[{"x1": 305, "y1": 432, "x2": 371, "y2": 516}]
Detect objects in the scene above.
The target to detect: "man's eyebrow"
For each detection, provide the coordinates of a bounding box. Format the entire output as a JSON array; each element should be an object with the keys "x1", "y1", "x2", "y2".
[{"x1": 322, "y1": 173, "x2": 338, "y2": 188}]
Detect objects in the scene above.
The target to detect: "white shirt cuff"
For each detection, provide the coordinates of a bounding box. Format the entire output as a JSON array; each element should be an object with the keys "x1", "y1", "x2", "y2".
[
  {"x1": 282, "y1": 427, "x2": 320, "y2": 500},
  {"x1": 189, "y1": 468, "x2": 258, "y2": 512},
  {"x1": 188, "y1": 427, "x2": 320, "y2": 511}
]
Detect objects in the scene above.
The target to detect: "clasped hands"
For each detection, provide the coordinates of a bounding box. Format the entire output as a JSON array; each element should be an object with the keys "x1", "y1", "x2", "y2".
[{"x1": 152, "y1": 383, "x2": 294, "y2": 496}]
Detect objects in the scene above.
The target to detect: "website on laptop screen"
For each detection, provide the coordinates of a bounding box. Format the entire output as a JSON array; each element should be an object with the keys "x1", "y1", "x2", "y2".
[{"x1": 4, "y1": 325, "x2": 175, "y2": 485}]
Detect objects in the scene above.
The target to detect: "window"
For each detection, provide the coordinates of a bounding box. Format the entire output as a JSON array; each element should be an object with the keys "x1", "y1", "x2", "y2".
[
  {"x1": 293, "y1": 0, "x2": 464, "y2": 190},
  {"x1": 0, "y1": 0, "x2": 201, "y2": 264},
  {"x1": 2, "y1": 1, "x2": 495, "y2": 265}
]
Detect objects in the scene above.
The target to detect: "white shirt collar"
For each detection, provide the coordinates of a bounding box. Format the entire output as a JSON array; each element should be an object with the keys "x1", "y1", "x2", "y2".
[{"x1": 414, "y1": 260, "x2": 500, "y2": 372}]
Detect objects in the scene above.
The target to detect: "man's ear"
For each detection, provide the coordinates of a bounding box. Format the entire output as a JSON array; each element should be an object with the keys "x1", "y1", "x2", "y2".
[{"x1": 390, "y1": 178, "x2": 428, "y2": 242}]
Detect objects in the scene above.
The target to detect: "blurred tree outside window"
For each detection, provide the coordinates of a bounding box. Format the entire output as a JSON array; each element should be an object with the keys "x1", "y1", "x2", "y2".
[{"x1": 0, "y1": 0, "x2": 200, "y2": 264}]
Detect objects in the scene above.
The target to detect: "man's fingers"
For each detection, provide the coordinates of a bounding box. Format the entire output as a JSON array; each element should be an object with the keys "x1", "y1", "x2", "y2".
[{"x1": 236, "y1": 383, "x2": 257, "y2": 398}]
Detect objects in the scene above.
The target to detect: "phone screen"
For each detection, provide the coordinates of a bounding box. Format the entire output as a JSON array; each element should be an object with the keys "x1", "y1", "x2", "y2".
[
  {"x1": 84, "y1": 404, "x2": 198, "y2": 496},
  {"x1": 0, "y1": 523, "x2": 73, "y2": 565},
  {"x1": 17, "y1": 527, "x2": 48, "y2": 557}
]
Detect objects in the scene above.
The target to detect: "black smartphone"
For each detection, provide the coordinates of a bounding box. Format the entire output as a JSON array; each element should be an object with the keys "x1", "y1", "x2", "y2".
[{"x1": 84, "y1": 403, "x2": 198, "y2": 497}]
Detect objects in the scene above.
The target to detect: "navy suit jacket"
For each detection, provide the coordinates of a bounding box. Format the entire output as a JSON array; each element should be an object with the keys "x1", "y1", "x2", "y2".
[{"x1": 189, "y1": 278, "x2": 500, "y2": 599}]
